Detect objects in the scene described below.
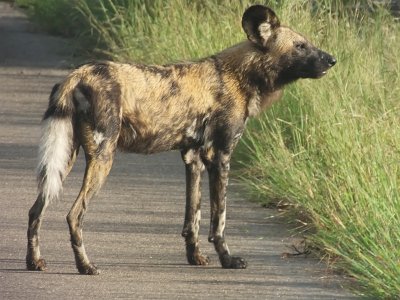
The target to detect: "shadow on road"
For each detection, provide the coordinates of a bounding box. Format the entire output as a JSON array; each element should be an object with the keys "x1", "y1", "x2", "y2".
[{"x1": 0, "y1": 3, "x2": 74, "y2": 69}]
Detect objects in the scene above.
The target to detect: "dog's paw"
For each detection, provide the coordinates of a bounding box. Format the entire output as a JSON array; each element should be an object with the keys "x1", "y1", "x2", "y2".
[
  {"x1": 26, "y1": 257, "x2": 47, "y2": 271},
  {"x1": 188, "y1": 253, "x2": 210, "y2": 266},
  {"x1": 77, "y1": 263, "x2": 100, "y2": 275},
  {"x1": 220, "y1": 255, "x2": 247, "y2": 269}
]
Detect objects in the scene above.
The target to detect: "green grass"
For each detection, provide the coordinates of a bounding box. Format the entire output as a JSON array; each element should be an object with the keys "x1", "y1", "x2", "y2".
[
  {"x1": 17, "y1": 0, "x2": 400, "y2": 298},
  {"x1": 237, "y1": 3, "x2": 400, "y2": 298},
  {"x1": 74, "y1": 0, "x2": 249, "y2": 63}
]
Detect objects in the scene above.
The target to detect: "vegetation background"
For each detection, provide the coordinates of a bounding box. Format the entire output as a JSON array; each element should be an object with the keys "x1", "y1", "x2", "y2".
[{"x1": 14, "y1": 0, "x2": 400, "y2": 298}]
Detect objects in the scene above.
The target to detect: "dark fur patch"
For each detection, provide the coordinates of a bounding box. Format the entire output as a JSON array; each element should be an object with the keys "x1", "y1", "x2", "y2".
[
  {"x1": 160, "y1": 81, "x2": 181, "y2": 102},
  {"x1": 91, "y1": 63, "x2": 112, "y2": 80},
  {"x1": 247, "y1": 69, "x2": 269, "y2": 93},
  {"x1": 77, "y1": 83, "x2": 94, "y2": 102},
  {"x1": 210, "y1": 56, "x2": 225, "y2": 103},
  {"x1": 171, "y1": 63, "x2": 191, "y2": 77},
  {"x1": 43, "y1": 83, "x2": 74, "y2": 120},
  {"x1": 75, "y1": 80, "x2": 122, "y2": 156},
  {"x1": 135, "y1": 64, "x2": 172, "y2": 78},
  {"x1": 93, "y1": 81, "x2": 122, "y2": 138},
  {"x1": 170, "y1": 80, "x2": 181, "y2": 96},
  {"x1": 209, "y1": 111, "x2": 233, "y2": 152}
]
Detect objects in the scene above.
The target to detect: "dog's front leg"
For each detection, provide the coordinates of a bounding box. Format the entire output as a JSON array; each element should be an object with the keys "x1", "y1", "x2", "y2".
[
  {"x1": 207, "y1": 150, "x2": 247, "y2": 269},
  {"x1": 181, "y1": 149, "x2": 210, "y2": 265}
]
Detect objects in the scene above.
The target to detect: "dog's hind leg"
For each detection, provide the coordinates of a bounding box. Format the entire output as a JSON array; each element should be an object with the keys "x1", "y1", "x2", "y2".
[
  {"x1": 26, "y1": 193, "x2": 50, "y2": 271},
  {"x1": 66, "y1": 118, "x2": 118, "y2": 275},
  {"x1": 181, "y1": 149, "x2": 210, "y2": 265},
  {"x1": 66, "y1": 156, "x2": 114, "y2": 275}
]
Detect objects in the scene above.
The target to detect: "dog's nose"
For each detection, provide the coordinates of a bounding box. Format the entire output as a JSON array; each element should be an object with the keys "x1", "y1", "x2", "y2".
[{"x1": 328, "y1": 56, "x2": 337, "y2": 67}]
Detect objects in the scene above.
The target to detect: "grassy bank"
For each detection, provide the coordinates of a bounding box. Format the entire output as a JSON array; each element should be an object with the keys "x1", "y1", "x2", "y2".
[
  {"x1": 236, "y1": 3, "x2": 400, "y2": 298},
  {"x1": 17, "y1": 0, "x2": 400, "y2": 298}
]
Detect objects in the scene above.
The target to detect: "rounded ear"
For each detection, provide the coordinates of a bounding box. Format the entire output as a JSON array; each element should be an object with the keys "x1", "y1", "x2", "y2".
[{"x1": 242, "y1": 5, "x2": 280, "y2": 47}]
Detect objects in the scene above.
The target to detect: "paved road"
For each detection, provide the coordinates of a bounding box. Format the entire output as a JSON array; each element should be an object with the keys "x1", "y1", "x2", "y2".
[{"x1": 0, "y1": 3, "x2": 357, "y2": 299}]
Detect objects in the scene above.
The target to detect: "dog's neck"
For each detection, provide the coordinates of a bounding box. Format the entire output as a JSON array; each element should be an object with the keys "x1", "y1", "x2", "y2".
[{"x1": 216, "y1": 41, "x2": 288, "y2": 117}]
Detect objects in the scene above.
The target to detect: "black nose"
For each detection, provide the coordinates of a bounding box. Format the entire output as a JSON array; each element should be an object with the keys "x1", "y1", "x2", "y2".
[{"x1": 328, "y1": 56, "x2": 337, "y2": 67}]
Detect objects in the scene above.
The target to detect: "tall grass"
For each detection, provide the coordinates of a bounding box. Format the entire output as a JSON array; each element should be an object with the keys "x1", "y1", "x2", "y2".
[
  {"x1": 18, "y1": 0, "x2": 400, "y2": 297},
  {"x1": 74, "y1": 0, "x2": 249, "y2": 63},
  {"x1": 15, "y1": 0, "x2": 82, "y2": 36},
  {"x1": 237, "y1": 2, "x2": 400, "y2": 298}
]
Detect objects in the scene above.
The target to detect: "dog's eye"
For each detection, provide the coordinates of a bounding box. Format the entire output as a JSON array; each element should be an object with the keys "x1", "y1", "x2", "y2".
[{"x1": 295, "y1": 43, "x2": 307, "y2": 51}]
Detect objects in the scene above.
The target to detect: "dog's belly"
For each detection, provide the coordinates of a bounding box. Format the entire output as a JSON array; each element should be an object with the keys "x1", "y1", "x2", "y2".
[{"x1": 117, "y1": 113, "x2": 208, "y2": 154}]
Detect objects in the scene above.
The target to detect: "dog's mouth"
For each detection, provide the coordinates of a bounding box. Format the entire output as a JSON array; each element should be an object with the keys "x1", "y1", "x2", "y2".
[
  {"x1": 312, "y1": 55, "x2": 336, "y2": 79},
  {"x1": 310, "y1": 63, "x2": 336, "y2": 79},
  {"x1": 318, "y1": 65, "x2": 335, "y2": 77},
  {"x1": 300, "y1": 69, "x2": 329, "y2": 79},
  {"x1": 320, "y1": 56, "x2": 337, "y2": 77},
  {"x1": 316, "y1": 70, "x2": 328, "y2": 78}
]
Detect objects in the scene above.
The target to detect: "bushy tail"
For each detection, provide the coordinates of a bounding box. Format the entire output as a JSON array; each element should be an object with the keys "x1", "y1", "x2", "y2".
[{"x1": 36, "y1": 79, "x2": 79, "y2": 203}]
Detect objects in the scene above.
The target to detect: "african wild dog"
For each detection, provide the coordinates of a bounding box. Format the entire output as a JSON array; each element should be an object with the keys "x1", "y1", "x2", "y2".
[{"x1": 26, "y1": 5, "x2": 336, "y2": 274}]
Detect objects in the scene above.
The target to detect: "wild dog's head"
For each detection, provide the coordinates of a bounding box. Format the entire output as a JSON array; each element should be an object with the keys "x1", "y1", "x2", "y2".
[{"x1": 242, "y1": 5, "x2": 336, "y2": 84}]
